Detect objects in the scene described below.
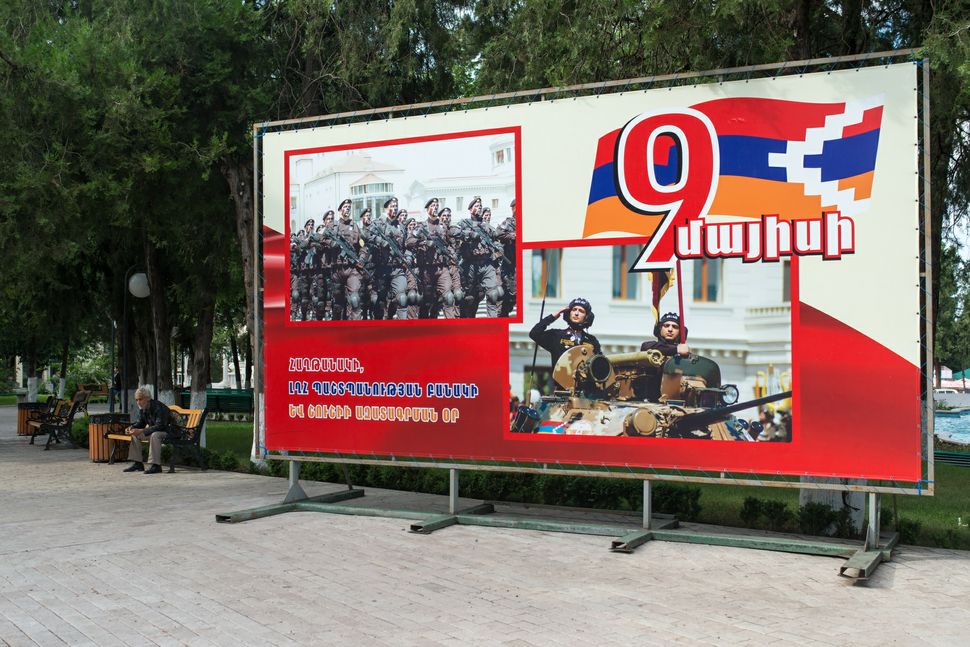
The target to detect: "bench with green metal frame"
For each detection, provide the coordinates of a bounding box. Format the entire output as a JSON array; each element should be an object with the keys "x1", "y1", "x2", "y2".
[
  {"x1": 106, "y1": 406, "x2": 209, "y2": 473},
  {"x1": 27, "y1": 391, "x2": 89, "y2": 450}
]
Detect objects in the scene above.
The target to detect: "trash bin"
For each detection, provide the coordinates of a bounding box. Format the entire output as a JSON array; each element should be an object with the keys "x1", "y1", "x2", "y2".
[
  {"x1": 16, "y1": 401, "x2": 48, "y2": 436},
  {"x1": 88, "y1": 413, "x2": 130, "y2": 463}
]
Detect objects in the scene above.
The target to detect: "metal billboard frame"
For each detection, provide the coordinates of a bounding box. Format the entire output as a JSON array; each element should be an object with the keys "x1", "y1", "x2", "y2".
[{"x1": 251, "y1": 49, "x2": 934, "y2": 498}]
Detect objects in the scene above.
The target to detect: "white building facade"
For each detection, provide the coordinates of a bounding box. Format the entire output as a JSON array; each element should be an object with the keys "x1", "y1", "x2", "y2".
[{"x1": 509, "y1": 247, "x2": 792, "y2": 403}]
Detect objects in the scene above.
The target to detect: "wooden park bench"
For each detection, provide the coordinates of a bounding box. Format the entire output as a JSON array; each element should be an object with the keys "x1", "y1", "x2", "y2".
[
  {"x1": 77, "y1": 383, "x2": 109, "y2": 399},
  {"x1": 106, "y1": 406, "x2": 208, "y2": 473},
  {"x1": 28, "y1": 390, "x2": 90, "y2": 450}
]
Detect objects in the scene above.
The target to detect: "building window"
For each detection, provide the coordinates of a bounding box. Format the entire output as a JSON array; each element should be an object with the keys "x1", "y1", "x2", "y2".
[
  {"x1": 353, "y1": 195, "x2": 390, "y2": 219},
  {"x1": 531, "y1": 249, "x2": 561, "y2": 298},
  {"x1": 351, "y1": 182, "x2": 391, "y2": 196},
  {"x1": 612, "y1": 245, "x2": 641, "y2": 300},
  {"x1": 456, "y1": 196, "x2": 463, "y2": 211},
  {"x1": 782, "y1": 259, "x2": 791, "y2": 302},
  {"x1": 495, "y1": 149, "x2": 505, "y2": 164},
  {"x1": 693, "y1": 258, "x2": 721, "y2": 302},
  {"x1": 492, "y1": 198, "x2": 499, "y2": 209}
]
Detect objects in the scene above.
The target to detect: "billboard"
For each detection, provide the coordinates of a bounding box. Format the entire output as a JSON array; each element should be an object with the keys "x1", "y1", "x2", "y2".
[{"x1": 260, "y1": 62, "x2": 924, "y2": 484}]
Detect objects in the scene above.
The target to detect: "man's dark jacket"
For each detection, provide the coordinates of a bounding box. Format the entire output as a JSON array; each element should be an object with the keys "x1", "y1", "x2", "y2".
[
  {"x1": 530, "y1": 313, "x2": 601, "y2": 366},
  {"x1": 132, "y1": 399, "x2": 172, "y2": 436}
]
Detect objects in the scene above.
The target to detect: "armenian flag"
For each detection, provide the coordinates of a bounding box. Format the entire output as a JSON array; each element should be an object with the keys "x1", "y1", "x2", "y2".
[{"x1": 584, "y1": 96, "x2": 884, "y2": 238}]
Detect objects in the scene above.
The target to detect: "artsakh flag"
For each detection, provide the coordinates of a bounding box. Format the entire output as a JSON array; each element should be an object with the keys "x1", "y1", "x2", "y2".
[
  {"x1": 584, "y1": 97, "x2": 884, "y2": 239},
  {"x1": 649, "y1": 269, "x2": 674, "y2": 321}
]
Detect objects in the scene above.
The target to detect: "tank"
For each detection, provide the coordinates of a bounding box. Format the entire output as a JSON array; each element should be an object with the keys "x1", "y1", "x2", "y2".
[{"x1": 514, "y1": 346, "x2": 792, "y2": 441}]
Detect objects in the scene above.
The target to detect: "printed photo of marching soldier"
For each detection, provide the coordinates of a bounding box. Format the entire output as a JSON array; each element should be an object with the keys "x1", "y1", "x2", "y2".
[
  {"x1": 289, "y1": 194, "x2": 517, "y2": 321},
  {"x1": 287, "y1": 132, "x2": 519, "y2": 321}
]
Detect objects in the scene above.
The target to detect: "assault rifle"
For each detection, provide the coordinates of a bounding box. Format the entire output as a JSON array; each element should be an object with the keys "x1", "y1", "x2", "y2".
[
  {"x1": 470, "y1": 220, "x2": 512, "y2": 265},
  {"x1": 322, "y1": 227, "x2": 373, "y2": 280},
  {"x1": 369, "y1": 221, "x2": 413, "y2": 272},
  {"x1": 423, "y1": 226, "x2": 458, "y2": 265}
]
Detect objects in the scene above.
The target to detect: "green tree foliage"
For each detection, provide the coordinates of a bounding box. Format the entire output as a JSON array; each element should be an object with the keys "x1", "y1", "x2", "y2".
[
  {"x1": 0, "y1": 0, "x2": 967, "y2": 399},
  {"x1": 466, "y1": 0, "x2": 970, "y2": 328}
]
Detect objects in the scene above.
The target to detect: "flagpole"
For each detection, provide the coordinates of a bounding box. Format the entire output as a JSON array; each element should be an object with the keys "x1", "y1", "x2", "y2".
[
  {"x1": 675, "y1": 259, "x2": 686, "y2": 344},
  {"x1": 528, "y1": 268, "x2": 549, "y2": 406}
]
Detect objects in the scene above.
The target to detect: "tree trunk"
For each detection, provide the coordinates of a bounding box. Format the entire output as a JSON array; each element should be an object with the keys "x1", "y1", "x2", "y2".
[
  {"x1": 230, "y1": 326, "x2": 242, "y2": 390},
  {"x1": 220, "y1": 159, "x2": 256, "y2": 382},
  {"x1": 222, "y1": 158, "x2": 261, "y2": 458},
  {"x1": 58, "y1": 338, "x2": 69, "y2": 398},
  {"x1": 132, "y1": 322, "x2": 152, "y2": 392},
  {"x1": 26, "y1": 342, "x2": 37, "y2": 401},
  {"x1": 839, "y1": 0, "x2": 864, "y2": 55},
  {"x1": 789, "y1": 0, "x2": 814, "y2": 61},
  {"x1": 190, "y1": 291, "x2": 216, "y2": 447},
  {"x1": 146, "y1": 242, "x2": 175, "y2": 404},
  {"x1": 245, "y1": 336, "x2": 252, "y2": 390}
]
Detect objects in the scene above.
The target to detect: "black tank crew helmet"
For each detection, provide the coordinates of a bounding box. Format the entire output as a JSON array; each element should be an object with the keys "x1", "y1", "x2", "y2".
[
  {"x1": 562, "y1": 297, "x2": 595, "y2": 329},
  {"x1": 653, "y1": 312, "x2": 688, "y2": 340}
]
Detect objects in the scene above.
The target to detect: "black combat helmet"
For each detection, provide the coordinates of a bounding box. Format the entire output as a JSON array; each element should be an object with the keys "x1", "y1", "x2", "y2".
[
  {"x1": 653, "y1": 312, "x2": 688, "y2": 340},
  {"x1": 562, "y1": 297, "x2": 595, "y2": 329}
]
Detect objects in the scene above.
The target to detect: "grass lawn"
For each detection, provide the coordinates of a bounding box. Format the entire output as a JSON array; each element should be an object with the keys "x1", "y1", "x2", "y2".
[
  {"x1": 197, "y1": 419, "x2": 970, "y2": 548},
  {"x1": 691, "y1": 464, "x2": 970, "y2": 548},
  {"x1": 0, "y1": 395, "x2": 17, "y2": 406},
  {"x1": 205, "y1": 420, "x2": 254, "y2": 460}
]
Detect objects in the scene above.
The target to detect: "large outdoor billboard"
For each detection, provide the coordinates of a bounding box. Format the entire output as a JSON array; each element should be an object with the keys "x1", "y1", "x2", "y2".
[{"x1": 260, "y1": 62, "x2": 923, "y2": 483}]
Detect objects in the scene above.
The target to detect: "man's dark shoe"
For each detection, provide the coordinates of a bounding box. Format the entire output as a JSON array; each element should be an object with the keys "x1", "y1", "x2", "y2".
[
  {"x1": 123, "y1": 462, "x2": 144, "y2": 472},
  {"x1": 144, "y1": 464, "x2": 162, "y2": 475}
]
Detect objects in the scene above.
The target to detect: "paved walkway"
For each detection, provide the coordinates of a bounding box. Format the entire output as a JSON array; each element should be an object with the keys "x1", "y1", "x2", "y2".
[{"x1": 2, "y1": 405, "x2": 970, "y2": 646}]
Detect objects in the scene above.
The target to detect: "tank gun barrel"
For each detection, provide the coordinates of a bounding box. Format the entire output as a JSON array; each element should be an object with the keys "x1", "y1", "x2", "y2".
[
  {"x1": 671, "y1": 391, "x2": 792, "y2": 434},
  {"x1": 606, "y1": 350, "x2": 665, "y2": 370}
]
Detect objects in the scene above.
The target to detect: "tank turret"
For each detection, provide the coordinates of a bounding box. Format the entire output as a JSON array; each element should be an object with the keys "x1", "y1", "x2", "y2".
[{"x1": 513, "y1": 346, "x2": 791, "y2": 441}]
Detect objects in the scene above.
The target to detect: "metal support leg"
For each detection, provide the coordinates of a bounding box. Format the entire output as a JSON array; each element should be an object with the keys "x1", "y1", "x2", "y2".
[
  {"x1": 866, "y1": 492, "x2": 880, "y2": 550},
  {"x1": 449, "y1": 469, "x2": 459, "y2": 514},
  {"x1": 643, "y1": 480, "x2": 652, "y2": 530},
  {"x1": 341, "y1": 464, "x2": 354, "y2": 490},
  {"x1": 282, "y1": 460, "x2": 309, "y2": 503}
]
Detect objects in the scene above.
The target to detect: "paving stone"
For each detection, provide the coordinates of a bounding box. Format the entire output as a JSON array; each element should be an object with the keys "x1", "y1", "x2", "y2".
[{"x1": 3, "y1": 405, "x2": 970, "y2": 645}]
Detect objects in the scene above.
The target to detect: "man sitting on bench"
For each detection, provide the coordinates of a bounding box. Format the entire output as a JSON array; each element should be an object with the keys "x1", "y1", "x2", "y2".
[{"x1": 123, "y1": 387, "x2": 172, "y2": 475}]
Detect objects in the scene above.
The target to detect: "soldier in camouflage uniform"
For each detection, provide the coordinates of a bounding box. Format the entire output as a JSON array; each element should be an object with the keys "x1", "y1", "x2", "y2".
[
  {"x1": 311, "y1": 224, "x2": 333, "y2": 319},
  {"x1": 497, "y1": 198, "x2": 517, "y2": 318},
  {"x1": 309, "y1": 274, "x2": 327, "y2": 321},
  {"x1": 289, "y1": 232, "x2": 304, "y2": 320},
  {"x1": 458, "y1": 197, "x2": 502, "y2": 318},
  {"x1": 325, "y1": 198, "x2": 365, "y2": 320},
  {"x1": 415, "y1": 198, "x2": 460, "y2": 319},
  {"x1": 357, "y1": 208, "x2": 379, "y2": 320},
  {"x1": 404, "y1": 216, "x2": 421, "y2": 319},
  {"x1": 291, "y1": 229, "x2": 313, "y2": 320},
  {"x1": 370, "y1": 197, "x2": 418, "y2": 320},
  {"x1": 439, "y1": 207, "x2": 464, "y2": 314}
]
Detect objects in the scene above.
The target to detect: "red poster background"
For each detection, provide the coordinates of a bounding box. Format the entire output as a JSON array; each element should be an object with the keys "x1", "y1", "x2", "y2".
[{"x1": 264, "y1": 221, "x2": 922, "y2": 481}]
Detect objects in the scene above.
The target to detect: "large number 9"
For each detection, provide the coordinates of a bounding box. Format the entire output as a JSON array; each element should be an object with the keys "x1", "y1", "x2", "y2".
[{"x1": 616, "y1": 109, "x2": 719, "y2": 268}]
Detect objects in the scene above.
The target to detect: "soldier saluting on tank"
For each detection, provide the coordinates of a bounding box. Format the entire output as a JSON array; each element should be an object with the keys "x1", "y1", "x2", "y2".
[
  {"x1": 529, "y1": 297, "x2": 602, "y2": 367},
  {"x1": 458, "y1": 196, "x2": 501, "y2": 318},
  {"x1": 415, "y1": 197, "x2": 461, "y2": 319}
]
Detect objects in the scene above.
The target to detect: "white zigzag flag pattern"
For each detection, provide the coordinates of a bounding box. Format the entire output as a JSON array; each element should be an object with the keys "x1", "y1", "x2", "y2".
[{"x1": 767, "y1": 96, "x2": 883, "y2": 217}]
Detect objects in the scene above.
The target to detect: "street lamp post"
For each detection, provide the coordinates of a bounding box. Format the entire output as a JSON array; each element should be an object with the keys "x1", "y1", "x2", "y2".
[
  {"x1": 109, "y1": 319, "x2": 116, "y2": 413},
  {"x1": 122, "y1": 266, "x2": 150, "y2": 415}
]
